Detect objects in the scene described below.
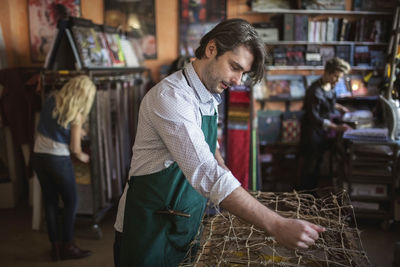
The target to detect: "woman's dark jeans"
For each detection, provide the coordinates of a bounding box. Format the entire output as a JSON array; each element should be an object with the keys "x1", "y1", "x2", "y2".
[{"x1": 33, "y1": 153, "x2": 77, "y2": 243}]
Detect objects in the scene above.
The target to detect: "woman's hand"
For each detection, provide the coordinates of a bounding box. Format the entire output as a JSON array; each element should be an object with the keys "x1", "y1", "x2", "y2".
[
  {"x1": 335, "y1": 103, "x2": 350, "y2": 114},
  {"x1": 70, "y1": 115, "x2": 90, "y2": 163},
  {"x1": 330, "y1": 122, "x2": 353, "y2": 133},
  {"x1": 80, "y1": 128, "x2": 88, "y2": 140},
  {"x1": 75, "y1": 152, "x2": 90, "y2": 163}
]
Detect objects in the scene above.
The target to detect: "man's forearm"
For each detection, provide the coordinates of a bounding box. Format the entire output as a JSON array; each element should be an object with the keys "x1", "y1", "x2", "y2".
[{"x1": 219, "y1": 186, "x2": 281, "y2": 235}]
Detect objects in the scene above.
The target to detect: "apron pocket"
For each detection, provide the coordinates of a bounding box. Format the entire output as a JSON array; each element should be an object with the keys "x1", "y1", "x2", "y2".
[{"x1": 166, "y1": 200, "x2": 205, "y2": 250}]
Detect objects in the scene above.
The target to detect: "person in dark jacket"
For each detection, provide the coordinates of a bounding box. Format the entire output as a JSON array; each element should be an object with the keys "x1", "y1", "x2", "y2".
[{"x1": 299, "y1": 57, "x2": 352, "y2": 191}]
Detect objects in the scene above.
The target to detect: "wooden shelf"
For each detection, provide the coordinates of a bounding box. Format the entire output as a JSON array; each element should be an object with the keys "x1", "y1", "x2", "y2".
[
  {"x1": 43, "y1": 67, "x2": 147, "y2": 75},
  {"x1": 265, "y1": 41, "x2": 388, "y2": 46},
  {"x1": 258, "y1": 97, "x2": 303, "y2": 102},
  {"x1": 246, "y1": 9, "x2": 393, "y2": 16},
  {"x1": 266, "y1": 65, "x2": 378, "y2": 71}
]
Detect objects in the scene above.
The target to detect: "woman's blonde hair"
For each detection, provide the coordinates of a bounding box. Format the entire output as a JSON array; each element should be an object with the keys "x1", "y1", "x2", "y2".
[
  {"x1": 325, "y1": 57, "x2": 351, "y2": 74},
  {"x1": 53, "y1": 75, "x2": 96, "y2": 128}
]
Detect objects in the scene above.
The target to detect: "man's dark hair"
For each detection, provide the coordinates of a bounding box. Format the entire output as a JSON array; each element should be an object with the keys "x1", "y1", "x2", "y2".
[{"x1": 194, "y1": 18, "x2": 265, "y2": 84}]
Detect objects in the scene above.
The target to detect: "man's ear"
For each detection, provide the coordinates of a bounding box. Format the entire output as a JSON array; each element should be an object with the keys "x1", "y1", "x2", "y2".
[{"x1": 205, "y1": 40, "x2": 217, "y2": 58}]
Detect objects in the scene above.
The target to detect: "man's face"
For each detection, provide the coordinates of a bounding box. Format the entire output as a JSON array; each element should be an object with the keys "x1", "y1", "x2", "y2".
[
  {"x1": 201, "y1": 43, "x2": 254, "y2": 94},
  {"x1": 325, "y1": 70, "x2": 344, "y2": 88}
]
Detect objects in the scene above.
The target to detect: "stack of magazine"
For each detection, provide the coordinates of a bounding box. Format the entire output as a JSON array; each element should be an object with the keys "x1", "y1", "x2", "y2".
[
  {"x1": 45, "y1": 17, "x2": 144, "y2": 70},
  {"x1": 343, "y1": 128, "x2": 389, "y2": 142}
]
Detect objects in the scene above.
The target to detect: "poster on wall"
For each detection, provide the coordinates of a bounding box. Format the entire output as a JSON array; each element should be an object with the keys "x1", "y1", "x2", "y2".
[
  {"x1": 179, "y1": 0, "x2": 226, "y2": 57},
  {"x1": 104, "y1": 0, "x2": 156, "y2": 60},
  {"x1": 28, "y1": 0, "x2": 81, "y2": 62}
]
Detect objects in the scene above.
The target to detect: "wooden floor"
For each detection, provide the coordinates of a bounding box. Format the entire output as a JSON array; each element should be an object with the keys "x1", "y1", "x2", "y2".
[{"x1": 0, "y1": 200, "x2": 115, "y2": 267}]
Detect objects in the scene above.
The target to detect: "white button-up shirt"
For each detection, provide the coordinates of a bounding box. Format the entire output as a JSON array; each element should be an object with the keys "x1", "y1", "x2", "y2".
[{"x1": 114, "y1": 62, "x2": 241, "y2": 232}]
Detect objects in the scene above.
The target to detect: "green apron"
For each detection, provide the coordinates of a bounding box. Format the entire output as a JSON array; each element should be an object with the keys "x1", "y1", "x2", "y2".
[{"x1": 119, "y1": 110, "x2": 217, "y2": 267}]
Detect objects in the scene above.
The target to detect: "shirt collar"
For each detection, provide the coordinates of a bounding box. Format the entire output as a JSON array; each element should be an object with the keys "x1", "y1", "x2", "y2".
[{"x1": 184, "y1": 62, "x2": 222, "y2": 105}]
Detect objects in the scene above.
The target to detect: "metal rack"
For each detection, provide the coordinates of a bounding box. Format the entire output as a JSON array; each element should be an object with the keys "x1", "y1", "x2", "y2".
[{"x1": 36, "y1": 68, "x2": 149, "y2": 238}]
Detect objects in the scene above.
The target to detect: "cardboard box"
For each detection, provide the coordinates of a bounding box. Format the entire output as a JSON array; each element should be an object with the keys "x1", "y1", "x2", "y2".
[{"x1": 255, "y1": 28, "x2": 279, "y2": 42}]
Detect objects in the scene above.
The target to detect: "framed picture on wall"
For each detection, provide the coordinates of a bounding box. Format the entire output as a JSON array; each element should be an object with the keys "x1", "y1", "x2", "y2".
[
  {"x1": 179, "y1": 0, "x2": 226, "y2": 57},
  {"x1": 104, "y1": 0, "x2": 157, "y2": 60},
  {"x1": 28, "y1": 0, "x2": 81, "y2": 63}
]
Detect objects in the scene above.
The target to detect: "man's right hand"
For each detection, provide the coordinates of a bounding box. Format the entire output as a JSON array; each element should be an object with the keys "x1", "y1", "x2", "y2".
[
  {"x1": 272, "y1": 217, "x2": 325, "y2": 249},
  {"x1": 220, "y1": 187, "x2": 326, "y2": 250}
]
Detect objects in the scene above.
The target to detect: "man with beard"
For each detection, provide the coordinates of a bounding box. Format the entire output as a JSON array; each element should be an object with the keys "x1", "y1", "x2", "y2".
[{"x1": 114, "y1": 19, "x2": 325, "y2": 266}]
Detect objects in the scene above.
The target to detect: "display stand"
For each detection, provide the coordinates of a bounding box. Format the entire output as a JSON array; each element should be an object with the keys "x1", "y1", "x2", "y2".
[{"x1": 32, "y1": 17, "x2": 150, "y2": 238}]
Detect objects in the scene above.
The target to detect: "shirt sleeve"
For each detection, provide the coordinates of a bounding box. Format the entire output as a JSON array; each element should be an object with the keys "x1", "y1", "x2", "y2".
[
  {"x1": 147, "y1": 85, "x2": 240, "y2": 205},
  {"x1": 303, "y1": 87, "x2": 326, "y2": 129}
]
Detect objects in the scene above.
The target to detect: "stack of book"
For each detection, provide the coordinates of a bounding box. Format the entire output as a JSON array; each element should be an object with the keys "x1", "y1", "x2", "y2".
[
  {"x1": 252, "y1": 0, "x2": 291, "y2": 11},
  {"x1": 320, "y1": 46, "x2": 335, "y2": 65},
  {"x1": 273, "y1": 46, "x2": 287, "y2": 65},
  {"x1": 254, "y1": 22, "x2": 279, "y2": 42},
  {"x1": 265, "y1": 75, "x2": 305, "y2": 99},
  {"x1": 354, "y1": 46, "x2": 370, "y2": 67},
  {"x1": 343, "y1": 128, "x2": 389, "y2": 142},
  {"x1": 305, "y1": 45, "x2": 321, "y2": 66},
  {"x1": 370, "y1": 50, "x2": 385, "y2": 69},
  {"x1": 353, "y1": 0, "x2": 397, "y2": 12},
  {"x1": 286, "y1": 46, "x2": 305, "y2": 66},
  {"x1": 283, "y1": 14, "x2": 387, "y2": 43},
  {"x1": 301, "y1": 0, "x2": 345, "y2": 10},
  {"x1": 335, "y1": 45, "x2": 352, "y2": 65}
]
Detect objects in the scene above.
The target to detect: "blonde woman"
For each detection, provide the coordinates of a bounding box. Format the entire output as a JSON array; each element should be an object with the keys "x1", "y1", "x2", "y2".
[{"x1": 33, "y1": 75, "x2": 96, "y2": 261}]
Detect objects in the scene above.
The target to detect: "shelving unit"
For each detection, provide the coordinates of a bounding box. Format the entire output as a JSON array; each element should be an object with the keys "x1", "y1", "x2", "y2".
[
  {"x1": 245, "y1": 10, "x2": 392, "y2": 16},
  {"x1": 236, "y1": 0, "x2": 395, "y2": 72},
  {"x1": 266, "y1": 65, "x2": 380, "y2": 71},
  {"x1": 264, "y1": 41, "x2": 387, "y2": 46},
  {"x1": 342, "y1": 140, "x2": 398, "y2": 227},
  {"x1": 227, "y1": 0, "x2": 398, "y2": 192}
]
